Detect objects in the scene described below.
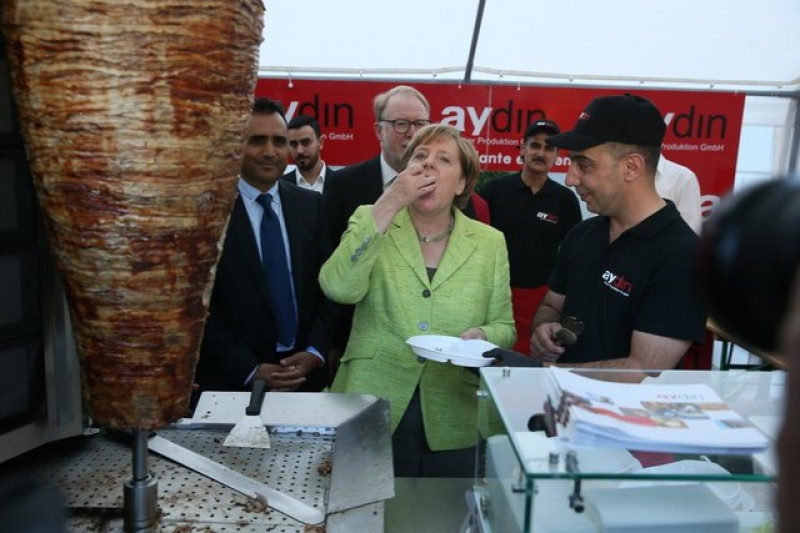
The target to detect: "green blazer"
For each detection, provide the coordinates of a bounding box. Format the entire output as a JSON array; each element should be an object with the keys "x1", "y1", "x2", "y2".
[{"x1": 320, "y1": 205, "x2": 515, "y2": 451}]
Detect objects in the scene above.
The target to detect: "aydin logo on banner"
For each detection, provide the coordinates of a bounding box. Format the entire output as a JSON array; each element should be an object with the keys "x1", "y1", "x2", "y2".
[
  {"x1": 663, "y1": 105, "x2": 727, "y2": 140},
  {"x1": 602, "y1": 270, "x2": 633, "y2": 297},
  {"x1": 284, "y1": 95, "x2": 355, "y2": 128},
  {"x1": 439, "y1": 100, "x2": 546, "y2": 136},
  {"x1": 661, "y1": 105, "x2": 731, "y2": 218}
]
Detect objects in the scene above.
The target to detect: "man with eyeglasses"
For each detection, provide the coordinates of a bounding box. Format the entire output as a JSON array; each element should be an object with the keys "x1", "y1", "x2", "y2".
[
  {"x1": 322, "y1": 85, "x2": 432, "y2": 248},
  {"x1": 480, "y1": 119, "x2": 581, "y2": 355}
]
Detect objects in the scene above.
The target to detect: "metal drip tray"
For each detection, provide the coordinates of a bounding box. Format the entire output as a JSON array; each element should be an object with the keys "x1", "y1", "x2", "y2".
[{"x1": 25, "y1": 392, "x2": 393, "y2": 532}]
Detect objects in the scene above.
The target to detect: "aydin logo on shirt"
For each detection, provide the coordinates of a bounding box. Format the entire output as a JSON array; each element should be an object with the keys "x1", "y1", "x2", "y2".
[
  {"x1": 602, "y1": 270, "x2": 633, "y2": 297},
  {"x1": 536, "y1": 212, "x2": 559, "y2": 224}
]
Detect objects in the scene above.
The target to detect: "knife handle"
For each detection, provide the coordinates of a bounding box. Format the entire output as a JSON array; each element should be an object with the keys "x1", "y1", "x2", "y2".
[{"x1": 246, "y1": 378, "x2": 267, "y2": 416}]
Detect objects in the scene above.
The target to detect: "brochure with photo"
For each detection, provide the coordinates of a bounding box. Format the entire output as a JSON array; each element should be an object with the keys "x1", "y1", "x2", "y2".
[{"x1": 546, "y1": 368, "x2": 769, "y2": 454}]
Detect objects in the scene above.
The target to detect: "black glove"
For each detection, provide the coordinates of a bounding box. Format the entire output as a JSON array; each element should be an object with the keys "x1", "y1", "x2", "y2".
[{"x1": 482, "y1": 348, "x2": 542, "y2": 368}]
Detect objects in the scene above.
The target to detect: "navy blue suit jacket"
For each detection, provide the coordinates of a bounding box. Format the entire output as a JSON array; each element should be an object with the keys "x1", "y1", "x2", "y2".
[{"x1": 196, "y1": 181, "x2": 334, "y2": 393}]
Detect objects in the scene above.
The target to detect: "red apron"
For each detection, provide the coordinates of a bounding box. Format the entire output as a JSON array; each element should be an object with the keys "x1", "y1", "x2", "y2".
[{"x1": 511, "y1": 286, "x2": 549, "y2": 355}]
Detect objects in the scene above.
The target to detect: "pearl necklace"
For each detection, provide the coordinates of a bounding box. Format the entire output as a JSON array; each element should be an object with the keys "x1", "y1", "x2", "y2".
[{"x1": 416, "y1": 214, "x2": 455, "y2": 243}]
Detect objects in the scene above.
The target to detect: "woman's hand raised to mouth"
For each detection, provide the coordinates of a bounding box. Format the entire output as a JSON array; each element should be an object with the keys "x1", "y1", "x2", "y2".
[
  {"x1": 388, "y1": 162, "x2": 439, "y2": 206},
  {"x1": 371, "y1": 162, "x2": 439, "y2": 233}
]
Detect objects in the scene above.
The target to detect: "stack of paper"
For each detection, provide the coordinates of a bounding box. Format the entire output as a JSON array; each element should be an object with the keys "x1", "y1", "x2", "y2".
[{"x1": 546, "y1": 368, "x2": 769, "y2": 455}]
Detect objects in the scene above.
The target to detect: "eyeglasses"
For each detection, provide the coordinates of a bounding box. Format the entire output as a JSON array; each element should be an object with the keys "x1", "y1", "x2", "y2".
[{"x1": 379, "y1": 118, "x2": 432, "y2": 133}]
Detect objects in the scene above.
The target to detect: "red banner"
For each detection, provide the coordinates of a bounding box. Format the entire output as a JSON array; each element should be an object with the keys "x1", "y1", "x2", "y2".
[{"x1": 256, "y1": 79, "x2": 744, "y2": 216}]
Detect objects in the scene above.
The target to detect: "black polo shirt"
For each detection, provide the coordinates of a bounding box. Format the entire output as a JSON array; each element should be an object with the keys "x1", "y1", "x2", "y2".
[
  {"x1": 548, "y1": 201, "x2": 706, "y2": 364},
  {"x1": 480, "y1": 173, "x2": 581, "y2": 287}
]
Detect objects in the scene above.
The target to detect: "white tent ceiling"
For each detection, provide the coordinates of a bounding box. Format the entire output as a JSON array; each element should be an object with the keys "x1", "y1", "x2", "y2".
[{"x1": 259, "y1": 0, "x2": 800, "y2": 94}]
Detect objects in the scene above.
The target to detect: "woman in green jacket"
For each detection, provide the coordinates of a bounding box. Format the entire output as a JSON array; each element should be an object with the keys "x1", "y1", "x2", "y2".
[{"x1": 319, "y1": 124, "x2": 515, "y2": 477}]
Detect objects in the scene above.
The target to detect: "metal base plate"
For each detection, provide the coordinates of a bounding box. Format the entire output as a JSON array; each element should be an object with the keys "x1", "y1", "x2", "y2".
[{"x1": 33, "y1": 428, "x2": 334, "y2": 532}]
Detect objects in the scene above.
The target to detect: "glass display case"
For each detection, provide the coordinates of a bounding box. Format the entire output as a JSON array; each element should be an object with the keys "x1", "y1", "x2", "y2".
[{"x1": 473, "y1": 368, "x2": 783, "y2": 533}]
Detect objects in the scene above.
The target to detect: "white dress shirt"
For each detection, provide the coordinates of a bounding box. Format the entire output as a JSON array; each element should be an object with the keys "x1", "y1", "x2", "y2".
[
  {"x1": 379, "y1": 153, "x2": 398, "y2": 189},
  {"x1": 656, "y1": 156, "x2": 702, "y2": 234},
  {"x1": 292, "y1": 162, "x2": 328, "y2": 193},
  {"x1": 237, "y1": 178, "x2": 325, "y2": 379}
]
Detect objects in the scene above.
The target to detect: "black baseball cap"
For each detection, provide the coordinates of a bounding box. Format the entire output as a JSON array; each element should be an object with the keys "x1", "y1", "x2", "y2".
[
  {"x1": 547, "y1": 94, "x2": 666, "y2": 151},
  {"x1": 523, "y1": 119, "x2": 560, "y2": 140}
]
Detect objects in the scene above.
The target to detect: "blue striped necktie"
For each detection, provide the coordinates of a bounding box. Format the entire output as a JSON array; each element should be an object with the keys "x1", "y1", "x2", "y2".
[{"x1": 255, "y1": 193, "x2": 297, "y2": 346}]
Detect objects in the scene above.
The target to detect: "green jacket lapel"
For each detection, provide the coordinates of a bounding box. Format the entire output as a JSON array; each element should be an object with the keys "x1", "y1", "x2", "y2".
[
  {"x1": 431, "y1": 210, "x2": 476, "y2": 291},
  {"x1": 388, "y1": 208, "x2": 430, "y2": 288}
]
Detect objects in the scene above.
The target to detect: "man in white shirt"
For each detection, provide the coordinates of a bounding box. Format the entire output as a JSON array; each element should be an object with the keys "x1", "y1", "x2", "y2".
[
  {"x1": 282, "y1": 114, "x2": 335, "y2": 193},
  {"x1": 655, "y1": 155, "x2": 702, "y2": 234}
]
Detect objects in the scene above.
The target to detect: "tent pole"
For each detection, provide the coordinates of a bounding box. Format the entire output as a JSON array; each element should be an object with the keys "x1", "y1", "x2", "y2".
[
  {"x1": 787, "y1": 98, "x2": 800, "y2": 175},
  {"x1": 464, "y1": 0, "x2": 486, "y2": 84}
]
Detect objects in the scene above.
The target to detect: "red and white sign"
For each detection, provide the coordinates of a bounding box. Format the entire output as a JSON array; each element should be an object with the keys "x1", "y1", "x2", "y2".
[{"x1": 257, "y1": 79, "x2": 744, "y2": 216}]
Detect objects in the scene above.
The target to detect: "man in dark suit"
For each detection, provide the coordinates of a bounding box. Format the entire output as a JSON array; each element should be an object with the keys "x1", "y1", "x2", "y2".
[
  {"x1": 281, "y1": 114, "x2": 336, "y2": 193},
  {"x1": 322, "y1": 85, "x2": 432, "y2": 248},
  {"x1": 196, "y1": 98, "x2": 333, "y2": 394}
]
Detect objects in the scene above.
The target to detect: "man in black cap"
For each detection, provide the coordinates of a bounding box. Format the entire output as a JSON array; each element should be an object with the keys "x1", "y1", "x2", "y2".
[
  {"x1": 529, "y1": 94, "x2": 706, "y2": 369},
  {"x1": 480, "y1": 119, "x2": 581, "y2": 355}
]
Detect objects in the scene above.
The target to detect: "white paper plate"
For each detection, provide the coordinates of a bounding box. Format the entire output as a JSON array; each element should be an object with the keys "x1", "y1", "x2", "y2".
[{"x1": 406, "y1": 335, "x2": 497, "y2": 367}]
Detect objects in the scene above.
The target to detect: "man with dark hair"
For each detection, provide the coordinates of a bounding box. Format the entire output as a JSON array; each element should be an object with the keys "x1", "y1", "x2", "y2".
[
  {"x1": 282, "y1": 114, "x2": 335, "y2": 193},
  {"x1": 196, "y1": 98, "x2": 334, "y2": 394},
  {"x1": 530, "y1": 94, "x2": 706, "y2": 369},
  {"x1": 480, "y1": 119, "x2": 581, "y2": 355}
]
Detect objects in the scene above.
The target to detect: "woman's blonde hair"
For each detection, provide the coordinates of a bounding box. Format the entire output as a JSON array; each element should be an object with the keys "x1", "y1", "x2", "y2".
[{"x1": 400, "y1": 124, "x2": 480, "y2": 209}]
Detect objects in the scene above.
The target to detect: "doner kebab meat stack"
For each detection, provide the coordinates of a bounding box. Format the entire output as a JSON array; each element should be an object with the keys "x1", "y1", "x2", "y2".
[{"x1": 2, "y1": 1, "x2": 265, "y2": 428}]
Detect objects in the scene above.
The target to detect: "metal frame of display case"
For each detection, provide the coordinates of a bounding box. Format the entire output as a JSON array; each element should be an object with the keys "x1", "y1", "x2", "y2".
[{"x1": 469, "y1": 367, "x2": 782, "y2": 533}]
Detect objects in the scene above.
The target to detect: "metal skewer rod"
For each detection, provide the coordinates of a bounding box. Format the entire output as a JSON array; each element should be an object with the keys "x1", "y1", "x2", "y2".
[
  {"x1": 124, "y1": 428, "x2": 159, "y2": 532},
  {"x1": 132, "y1": 429, "x2": 149, "y2": 482}
]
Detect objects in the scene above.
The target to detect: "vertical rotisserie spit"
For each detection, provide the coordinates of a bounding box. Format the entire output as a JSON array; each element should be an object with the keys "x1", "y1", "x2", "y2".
[{"x1": 2, "y1": 1, "x2": 265, "y2": 429}]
